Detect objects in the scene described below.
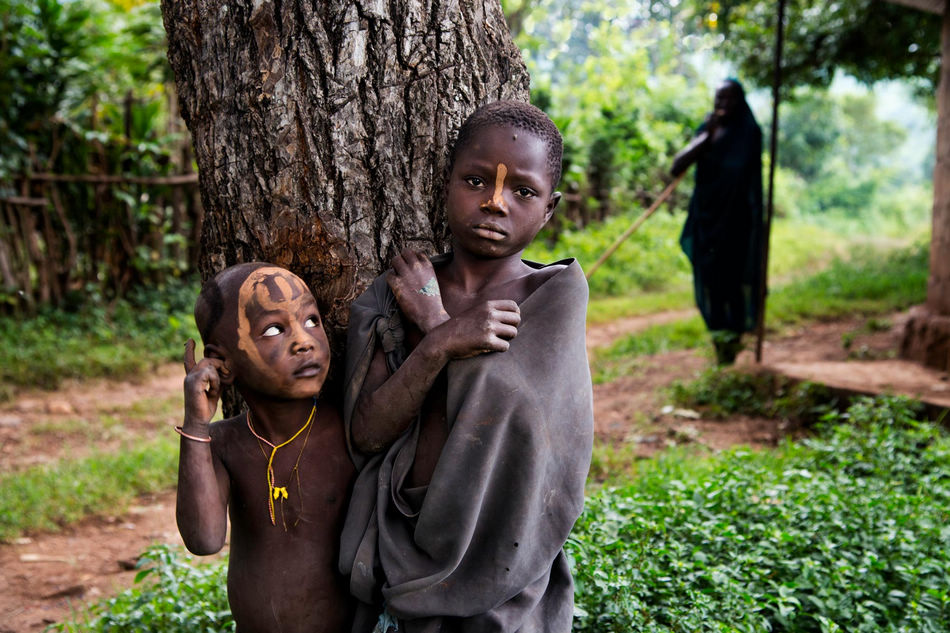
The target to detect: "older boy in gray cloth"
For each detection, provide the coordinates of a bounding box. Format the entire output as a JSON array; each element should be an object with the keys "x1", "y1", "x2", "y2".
[{"x1": 339, "y1": 100, "x2": 594, "y2": 632}]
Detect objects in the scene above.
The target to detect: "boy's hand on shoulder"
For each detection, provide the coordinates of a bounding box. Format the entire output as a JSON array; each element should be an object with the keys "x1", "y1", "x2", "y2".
[
  {"x1": 431, "y1": 300, "x2": 520, "y2": 360},
  {"x1": 182, "y1": 339, "x2": 223, "y2": 433},
  {"x1": 387, "y1": 248, "x2": 450, "y2": 333}
]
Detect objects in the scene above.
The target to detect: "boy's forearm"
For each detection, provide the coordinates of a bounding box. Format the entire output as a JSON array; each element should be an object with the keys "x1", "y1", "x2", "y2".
[
  {"x1": 179, "y1": 415, "x2": 211, "y2": 439},
  {"x1": 176, "y1": 438, "x2": 228, "y2": 555},
  {"x1": 351, "y1": 334, "x2": 450, "y2": 454},
  {"x1": 414, "y1": 309, "x2": 450, "y2": 335}
]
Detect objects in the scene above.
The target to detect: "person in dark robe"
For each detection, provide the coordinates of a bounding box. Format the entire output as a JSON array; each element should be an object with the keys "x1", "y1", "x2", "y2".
[
  {"x1": 671, "y1": 78, "x2": 765, "y2": 365},
  {"x1": 339, "y1": 100, "x2": 594, "y2": 633}
]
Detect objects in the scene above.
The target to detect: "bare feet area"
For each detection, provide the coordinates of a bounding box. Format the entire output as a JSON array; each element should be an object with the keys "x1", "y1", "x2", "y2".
[{"x1": 2, "y1": 309, "x2": 949, "y2": 632}]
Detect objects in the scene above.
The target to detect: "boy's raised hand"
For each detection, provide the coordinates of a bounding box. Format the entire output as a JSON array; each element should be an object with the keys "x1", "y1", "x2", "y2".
[
  {"x1": 182, "y1": 338, "x2": 223, "y2": 433},
  {"x1": 432, "y1": 299, "x2": 520, "y2": 360},
  {"x1": 388, "y1": 248, "x2": 450, "y2": 333},
  {"x1": 387, "y1": 248, "x2": 520, "y2": 359}
]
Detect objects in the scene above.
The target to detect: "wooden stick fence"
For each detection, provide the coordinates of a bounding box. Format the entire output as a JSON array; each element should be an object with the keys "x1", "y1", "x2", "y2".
[{"x1": 0, "y1": 172, "x2": 202, "y2": 312}]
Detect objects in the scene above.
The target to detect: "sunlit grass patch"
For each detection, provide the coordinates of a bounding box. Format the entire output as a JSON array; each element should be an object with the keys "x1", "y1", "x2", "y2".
[
  {"x1": 766, "y1": 243, "x2": 928, "y2": 326},
  {"x1": 590, "y1": 316, "x2": 708, "y2": 383},
  {"x1": 31, "y1": 417, "x2": 91, "y2": 437},
  {"x1": 766, "y1": 220, "x2": 850, "y2": 283},
  {"x1": 0, "y1": 436, "x2": 178, "y2": 541},
  {"x1": 124, "y1": 395, "x2": 183, "y2": 419},
  {"x1": 587, "y1": 287, "x2": 693, "y2": 324}
]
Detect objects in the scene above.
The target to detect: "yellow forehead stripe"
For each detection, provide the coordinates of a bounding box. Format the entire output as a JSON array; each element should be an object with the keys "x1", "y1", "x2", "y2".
[{"x1": 492, "y1": 163, "x2": 508, "y2": 207}]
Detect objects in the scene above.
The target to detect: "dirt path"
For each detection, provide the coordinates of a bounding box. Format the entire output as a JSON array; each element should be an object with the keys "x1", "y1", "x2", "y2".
[{"x1": 1, "y1": 309, "x2": 947, "y2": 632}]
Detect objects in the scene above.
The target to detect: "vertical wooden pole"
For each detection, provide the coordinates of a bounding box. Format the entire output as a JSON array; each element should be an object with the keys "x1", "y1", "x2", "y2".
[
  {"x1": 928, "y1": 5, "x2": 950, "y2": 318},
  {"x1": 755, "y1": 0, "x2": 786, "y2": 363}
]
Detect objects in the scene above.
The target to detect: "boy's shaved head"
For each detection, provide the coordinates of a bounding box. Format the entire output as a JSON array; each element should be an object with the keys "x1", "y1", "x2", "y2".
[
  {"x1": 194, "y1": 262, "x2": 271, "y2": 345},
  {"x1": 451, "y1": 100, "x2": 563, "y2": 188}
]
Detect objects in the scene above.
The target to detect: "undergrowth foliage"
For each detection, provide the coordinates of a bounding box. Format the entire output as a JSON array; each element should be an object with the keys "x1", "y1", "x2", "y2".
[
  {"x1": 568, "y1": 397, "x2": 950, "y2": 632},
  {"x1": 669, "y1": 367, "x2": 838, "y2": 422},
  {"x1": 58, "y1": 398, "x2": 950, "y2": 632},
  {"x1": 51, "y1": 544, "x2": 233, "y2": 633}
]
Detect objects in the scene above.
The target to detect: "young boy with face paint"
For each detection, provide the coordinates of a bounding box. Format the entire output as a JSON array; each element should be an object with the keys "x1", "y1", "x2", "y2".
[
  {"x1": 177, "y1": 262, "x2": 355, "y2": 633},
  {"x1": 340, "y1": 101, "x2": 594, "y2": 633}
]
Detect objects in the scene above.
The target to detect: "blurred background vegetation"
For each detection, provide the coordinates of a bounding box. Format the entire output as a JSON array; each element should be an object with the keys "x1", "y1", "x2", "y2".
[
  {"x1": 0, "y1": 0, "x2": 938, "y2": 387},
  {"x1": 4, "y1": 3, "x2": 947, "y2": 631}
]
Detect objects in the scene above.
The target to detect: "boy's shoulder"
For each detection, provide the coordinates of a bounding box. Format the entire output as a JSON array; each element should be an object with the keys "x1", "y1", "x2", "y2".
[
  {"x1": 207, "y1": 413, "x2": 252, "y2": 448},
  {"x1": 518, "y1": 257, "x2": 579, "y2": 297},
  {"x1": 525, "y1": 259, "x2": 567, "y2": 280}
]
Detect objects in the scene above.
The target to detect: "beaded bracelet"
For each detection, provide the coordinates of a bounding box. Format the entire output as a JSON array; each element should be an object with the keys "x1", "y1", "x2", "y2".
[{"x1": 175, "y1": 425, "x2": 212, "y2": 443}]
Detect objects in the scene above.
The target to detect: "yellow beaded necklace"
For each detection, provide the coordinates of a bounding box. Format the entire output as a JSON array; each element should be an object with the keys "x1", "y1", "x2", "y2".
[{"x1": 246, "y1": 399, "x2": 316, "y2": 528}]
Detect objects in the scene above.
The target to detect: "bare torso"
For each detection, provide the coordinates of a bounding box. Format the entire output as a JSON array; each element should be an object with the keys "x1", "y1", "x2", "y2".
[{"x1": 209, "y1": 404, "x2": 355, "y2": 633}]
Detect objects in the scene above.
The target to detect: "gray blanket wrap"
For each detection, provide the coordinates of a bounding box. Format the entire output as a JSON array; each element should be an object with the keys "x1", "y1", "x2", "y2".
[{"x1": 339, "y1": 258, "x2": 594, "y2": 633}]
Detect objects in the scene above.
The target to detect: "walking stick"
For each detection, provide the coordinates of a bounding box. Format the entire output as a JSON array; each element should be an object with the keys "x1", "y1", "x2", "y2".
[{"x1": 585, "y1": 172, "x2": 685, "y2": 280}]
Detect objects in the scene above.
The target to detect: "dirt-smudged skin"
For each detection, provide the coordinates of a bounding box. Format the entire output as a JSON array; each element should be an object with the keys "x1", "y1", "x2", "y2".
[{"x1": 177, "y1": 263, "x2": 355, "y2": 632}]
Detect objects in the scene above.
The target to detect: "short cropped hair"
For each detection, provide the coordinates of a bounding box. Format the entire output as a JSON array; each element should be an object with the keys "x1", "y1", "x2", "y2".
[
  {"x1": 194, "y1": 262, "x2": 270, "y2": 344},
  {"x1": 451, "y1": 100, "x2": 563, "y2": 188}
]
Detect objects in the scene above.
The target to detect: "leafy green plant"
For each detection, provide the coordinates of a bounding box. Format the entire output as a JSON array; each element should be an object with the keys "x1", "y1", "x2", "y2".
[
  {"x1": 527, "y1": 209, "x2": 692, "y2": 297},
  {"x1": 569, "y1": 396, "x2": 950, "y2": 632},
  {"x1": 52, "y1": 544, "x2": 233, "y2": 633}
]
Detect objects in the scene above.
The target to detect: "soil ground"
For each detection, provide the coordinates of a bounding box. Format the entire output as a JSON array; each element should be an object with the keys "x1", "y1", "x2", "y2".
[{"x1": 1, "y1": 308, "x2": 949, "y2": 632}]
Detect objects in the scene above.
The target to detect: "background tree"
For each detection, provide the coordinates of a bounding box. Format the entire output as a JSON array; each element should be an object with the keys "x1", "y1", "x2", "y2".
[
  {"x1": 686, "y1": 0, "x2": 941, "y2": 92},
  {"x1": 511, "y1": 0, "x2": 715, "y2": 230},
  {"x1": 160, "y1": 0, "x2": 529, "y2": 374}
]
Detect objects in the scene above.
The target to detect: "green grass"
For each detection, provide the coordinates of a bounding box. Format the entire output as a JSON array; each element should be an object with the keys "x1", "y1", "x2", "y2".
[
  {"x1": 587, "y1": 288, "x2": 693, "y2": 325},
  {"x1": 527, "y1": 212, "x2": 852, "y2": 301},
  {"x1": 0, "y1": 277, "x2": 199, "y2": 391},
  {"x1": 590, "y1": 316, "x2": 709, "y2": 383},
  {"x1": 766, "y1": 243, "x2": 929, "y2": 325},
  {"x1": 0, "y1": 436, "x2": 178, "y2": 541},
  {"x1": 586, "y1": 241, "x2": 929, "y2": 370},
  {"x1": 562, "y1": 214, "x2": 923, "y2": 345},
  {"x1": 766, "y1": 220, "x2": 854, "y2": 284}
]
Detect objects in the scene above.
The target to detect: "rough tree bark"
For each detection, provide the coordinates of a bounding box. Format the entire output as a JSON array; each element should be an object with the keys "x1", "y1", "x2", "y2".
[
  {"x1": 902, "y1": 4, "x2": 950, "y2": 371},
  {"x1": 161, "y1": 0, "x2": 529, "y2": 368}
]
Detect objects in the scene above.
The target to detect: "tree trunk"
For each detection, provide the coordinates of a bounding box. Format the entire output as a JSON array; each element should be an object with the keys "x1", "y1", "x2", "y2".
[
  {"x1": 902, "y1": 5, "x2": 950, "y2": 371},
  {"x1": 161, "y1": 0, "x2": 529, "y2": 364}
]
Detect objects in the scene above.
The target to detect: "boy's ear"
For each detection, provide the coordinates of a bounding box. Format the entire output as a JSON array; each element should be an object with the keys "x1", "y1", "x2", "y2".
[
  {"x1": 203, "y1": 343, "x2": 236, "y2": 385},
  {"x1": 544, "y1": 191, "x2": 562, "y2": 224}
]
